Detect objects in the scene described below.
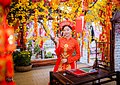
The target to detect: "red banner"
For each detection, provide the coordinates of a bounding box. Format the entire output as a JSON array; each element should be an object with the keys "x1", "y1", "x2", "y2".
[{"x1": 75, "y1": 14, "x2": 84, "y2": 33}]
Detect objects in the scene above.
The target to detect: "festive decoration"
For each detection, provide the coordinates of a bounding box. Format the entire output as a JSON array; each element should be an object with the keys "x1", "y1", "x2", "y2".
[
  {"x1": 0, "y1": 0, "x2": 16, "y2": 85},
  {"x1": 0, "y1": 0, "x2": 11, "y2": 8},
  {"x1": 6, "y1": 0, "x2": 120, "y2": 61},
  {"x1": 0, "y1": 11, "x2": 16, "y2": 52},
  {"x1": 50, "y1": 0, "x2": 60, "y2": 10},
  {"x1": 75, "y1": 14, "x2": 84, "y2": 33},
  {"x1": 112, "y1": 0, "x2": 120, "y2": 9}
]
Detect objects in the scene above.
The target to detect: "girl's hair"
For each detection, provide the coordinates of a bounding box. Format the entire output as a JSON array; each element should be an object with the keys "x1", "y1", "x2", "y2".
[
  {"x1": 61, "y1": 25, "x2": 74, "y2": 37},
  {"x1": 61, "y1": 25, "x2": 72, "y2": 31}
]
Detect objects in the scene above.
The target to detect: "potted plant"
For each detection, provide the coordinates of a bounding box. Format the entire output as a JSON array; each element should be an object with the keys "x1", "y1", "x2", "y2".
[
  {"x1": 13, "y1": 50, "x2": 32, "y2": 72},
  {"x1": 45, "y1": 52, "x2": 54, "y2": 59}
]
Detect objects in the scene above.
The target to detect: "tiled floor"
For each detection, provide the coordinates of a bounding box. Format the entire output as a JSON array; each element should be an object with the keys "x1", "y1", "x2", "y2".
[
  {"x1": 14, "y1": 65, "x2": 53, "y2": 85},
  {"x1": 14, "y1": 63, "x2": 116, "y2": 85}
]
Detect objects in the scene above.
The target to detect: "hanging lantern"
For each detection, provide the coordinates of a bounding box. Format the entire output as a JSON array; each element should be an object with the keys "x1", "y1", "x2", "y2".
[
  {"x1": 34, "y1": 17, "x2": 38, "y2": 40},
  {"x1": 39, "y1": 39, "x2": 43, "y2": 49},
  {"x1": 0, "y1": 0, "x2": 11, "y2": 8},
  {"x1": 75, "y1": 14, "x2": 84, "y2": 33},
  {"x1": 99, "y1": 32, "x2": 107, "y2": 42}
]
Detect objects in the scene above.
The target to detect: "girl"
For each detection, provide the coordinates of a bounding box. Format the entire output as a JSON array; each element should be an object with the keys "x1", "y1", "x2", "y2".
[{"x1": 54, "y1": 25, "x2": 81, "y2": 72}]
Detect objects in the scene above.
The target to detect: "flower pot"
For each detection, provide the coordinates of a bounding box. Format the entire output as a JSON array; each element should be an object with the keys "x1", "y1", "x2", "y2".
[
  {"x1": 13, "y1": 50, "x2": 32, "y2": 72},
  {"x1": 15, "y1": 64, "x2": 32, "y2": 72}
]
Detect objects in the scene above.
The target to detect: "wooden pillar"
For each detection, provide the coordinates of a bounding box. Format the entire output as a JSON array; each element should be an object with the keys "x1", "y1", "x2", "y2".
[
  {"x1": 19, "y1": 23, "x2": 26, "y2": 51},
  {"x1": 110, "y1": 21, "x2": 115, "y2": 71},
  {"x1": 116, "y1": 71, "x2": 120, "y2": 85},
  {"x1": 50, "y1": 71, "x2": 53, "y2": 85}
]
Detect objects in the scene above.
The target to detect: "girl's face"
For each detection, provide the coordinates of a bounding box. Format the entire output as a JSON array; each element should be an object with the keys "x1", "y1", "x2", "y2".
[{"x1": 62, "y1": 26, "x2": 72, "y2": 38}]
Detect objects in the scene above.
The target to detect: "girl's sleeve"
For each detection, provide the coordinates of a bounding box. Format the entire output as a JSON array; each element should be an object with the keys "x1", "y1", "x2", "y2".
[
  {"x1": 67, "y1": 40, "x2": 80, "y2": 63},
  {"x1": 54, "y1": 39, "x2": 61, "y2": 72}
]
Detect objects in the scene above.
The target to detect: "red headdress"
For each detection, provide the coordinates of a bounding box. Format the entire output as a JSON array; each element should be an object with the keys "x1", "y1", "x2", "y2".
[
  {"x1": 59, "y1": 20, "x2": 75, "y2": 31},
  {"x1": 0, "y1": 0, "x2": 11, "y2": 8}
]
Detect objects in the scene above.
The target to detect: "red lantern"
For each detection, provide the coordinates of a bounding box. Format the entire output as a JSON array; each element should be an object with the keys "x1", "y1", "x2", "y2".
[
  {"x1": 75, "y1": 14, "x2": 84, "y2": 33},
  {"x1": 0, "y1": 0, "x2": 11, "y2": 8},
  {"x1": 39, "y1": 40, "x2": 43, "y2": 49},
  {"x1": 99, "y1": 32, "x2": 107, "y2": 42}
]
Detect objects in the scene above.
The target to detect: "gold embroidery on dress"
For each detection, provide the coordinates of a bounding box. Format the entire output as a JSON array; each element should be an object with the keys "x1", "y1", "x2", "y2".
[
  {"x1": 62, "y1": 44, "x2": 69, "y2": 58},
  {"x1": 58, "y1": 44, "x2": 71, "y2": 71}
]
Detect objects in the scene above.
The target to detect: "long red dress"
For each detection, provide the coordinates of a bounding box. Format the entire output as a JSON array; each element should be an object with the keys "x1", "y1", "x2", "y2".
[{"x1": 53, "y1": 37, "x2": 80, "y2": 72}]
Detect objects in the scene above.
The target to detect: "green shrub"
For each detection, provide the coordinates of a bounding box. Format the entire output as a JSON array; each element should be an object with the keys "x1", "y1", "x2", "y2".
[
  {"x1": 45, "y1": 52, "x2": 54, "y2": 58},
  {"x1": 13, "y1": 51, "x2": 32, "y2": 66}
]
